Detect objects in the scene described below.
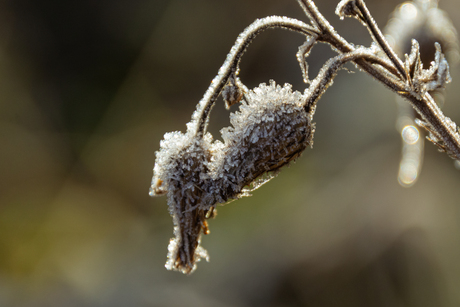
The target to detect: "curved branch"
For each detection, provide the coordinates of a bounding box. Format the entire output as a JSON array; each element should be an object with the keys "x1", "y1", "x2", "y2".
[{"x1": 191, "y1": 16, "x2": 318, "y2": 137}]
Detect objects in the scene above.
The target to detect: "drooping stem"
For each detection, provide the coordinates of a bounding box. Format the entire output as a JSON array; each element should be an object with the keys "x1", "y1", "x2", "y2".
[{"x1": 193, "y1": 16, "x2": 318, "y2": 137}]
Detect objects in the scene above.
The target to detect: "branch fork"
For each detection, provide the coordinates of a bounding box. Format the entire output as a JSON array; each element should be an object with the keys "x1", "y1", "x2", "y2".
[{"x1": 151, "y1": 0, "x2": 460, "y2": 274}]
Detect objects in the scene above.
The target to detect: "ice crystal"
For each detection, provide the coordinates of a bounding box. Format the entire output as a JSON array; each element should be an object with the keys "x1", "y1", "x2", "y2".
[{"x1": 407, "y1": 42, "x2": 451, "y2": 98}]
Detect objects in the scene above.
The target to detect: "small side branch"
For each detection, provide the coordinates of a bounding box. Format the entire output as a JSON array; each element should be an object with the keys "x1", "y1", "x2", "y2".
[{"x1": 304, "y1": 48, "x2": 399, "y2": 112}]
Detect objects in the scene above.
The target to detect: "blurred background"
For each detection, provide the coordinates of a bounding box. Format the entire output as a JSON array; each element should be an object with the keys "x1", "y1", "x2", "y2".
[{"x1": 1, "y1": 0, "x2": 460, "y2": 306}]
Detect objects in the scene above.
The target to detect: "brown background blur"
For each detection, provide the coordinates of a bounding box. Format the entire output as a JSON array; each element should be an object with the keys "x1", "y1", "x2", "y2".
[{"x1": 1, "y1": 0, "x2": 460, "y2": 306}]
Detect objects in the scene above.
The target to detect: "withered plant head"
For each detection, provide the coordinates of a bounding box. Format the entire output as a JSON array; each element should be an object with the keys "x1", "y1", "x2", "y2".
[
  {"x1": 151, "y1": 80, "x2": 315, "y2": 274},
  {"x1": 150, "y1": 13, "x2": 323, "y2": 274},
  {"x1": 151, "y1": 0, "x2": 460, "y2": 274}
]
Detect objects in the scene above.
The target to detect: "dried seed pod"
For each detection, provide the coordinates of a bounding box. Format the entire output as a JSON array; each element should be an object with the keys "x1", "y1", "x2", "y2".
[
  {"x1": 150, "y1": 81, "x2": 314, "y2": 274},
  {"x1": 150, "y1": 131, "x2": 215, "y2": 274},
  {"x1": 210, "y1": 80, "x2": 314, "y2": 203}
]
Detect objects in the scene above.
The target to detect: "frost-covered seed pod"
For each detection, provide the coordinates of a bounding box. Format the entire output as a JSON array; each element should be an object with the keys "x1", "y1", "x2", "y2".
[
  {"x1": 210, "y1": 80, "x2": 314, "y2": 203},
  {"x1": 151, "y1": 81, "x2": 314, "y2": 274},
  {"x1": 150, "y1": 131, "x2": 215, "y2": 274}
]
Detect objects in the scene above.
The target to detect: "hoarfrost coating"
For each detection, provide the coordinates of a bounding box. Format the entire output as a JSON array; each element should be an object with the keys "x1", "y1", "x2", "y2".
[{"x1": 150, "y1": 81, "x2": 314, "y2": 273}]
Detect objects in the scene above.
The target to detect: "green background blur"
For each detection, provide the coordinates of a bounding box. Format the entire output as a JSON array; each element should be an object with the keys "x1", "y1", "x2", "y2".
[{"x1": 1, "y1": 0, "x2": 460, "y2": 306}]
